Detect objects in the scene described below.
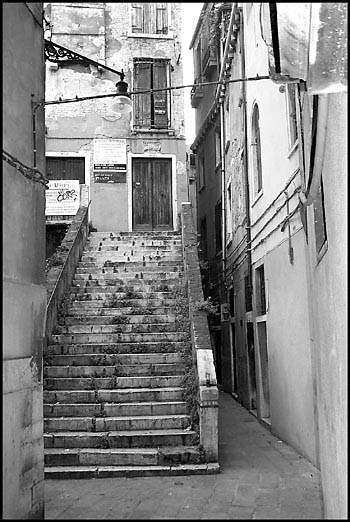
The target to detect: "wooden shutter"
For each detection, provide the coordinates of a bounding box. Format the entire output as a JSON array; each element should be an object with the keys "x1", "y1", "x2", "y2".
[
  {"x1": 156, "y1": 3, "x2": 168, "y2": 34},
  {"x1": 131, "y1": 4, "x2": 144, "y2": 33},
  {"x1": 153, "y1": 60, "x2": 168, "y2": 128},
  {"x1": 134, "y1": 60, "x2": 152, "y2": 126},
  {"x1": 46, "y1": 157, "x2": 85, "y2": 184}
]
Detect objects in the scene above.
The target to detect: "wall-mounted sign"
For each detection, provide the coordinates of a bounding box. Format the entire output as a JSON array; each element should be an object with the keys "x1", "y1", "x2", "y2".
[
  {"x1": 94, "y1": 171, "x2": 126, "y2": 183},
  {"x1": 45, "y1": 180, "x2": 80, "y2": 215},
  {"x1": 93, "y1": 138, "x2": 127, "y2": 174}
]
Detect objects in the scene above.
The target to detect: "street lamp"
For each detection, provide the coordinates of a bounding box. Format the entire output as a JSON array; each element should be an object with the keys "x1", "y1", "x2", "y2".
[{"x1": 44, "y1": 39, "x2": 132, "y2": 113}]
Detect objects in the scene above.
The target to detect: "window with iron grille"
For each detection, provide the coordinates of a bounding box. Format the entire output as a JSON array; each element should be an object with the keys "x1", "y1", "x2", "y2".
[
  {"x1": 133, "y1": 58, "x2": 171, "y2": 129},
  {"x1": 255, "y1": 265, "x2": 266, "y2": 315},
  {"x1": 215, "y1": 200, "x2": 222, "y2": 253},
  {"x1": 131, "y1": 3, "x2": 168, "y2": 35}
]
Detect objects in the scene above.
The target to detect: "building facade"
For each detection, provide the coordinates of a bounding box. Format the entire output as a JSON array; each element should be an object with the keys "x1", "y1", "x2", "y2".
[
  {"x1": 191, "y1": 2, "x2": 347, "y2": 519},
  {"x1": 44, "y1": 2, "x2": 188, "y2": 232},
  {"x1": 3, "y1": 3, "x2": 46, "y2": 518}
]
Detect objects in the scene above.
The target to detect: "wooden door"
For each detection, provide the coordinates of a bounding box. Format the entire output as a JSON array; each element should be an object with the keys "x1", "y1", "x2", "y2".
[{"x1": 132, "y1": 158, "x2": 172, "y2": 231}]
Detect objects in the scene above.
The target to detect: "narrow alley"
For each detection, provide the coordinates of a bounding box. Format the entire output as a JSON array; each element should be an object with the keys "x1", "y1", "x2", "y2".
[
  {"x1": 45, "y1": 391, "x2": 323, "y2": 519},
  {"x1": 3, "y1": 2, "x2": 347, "y2": 520}
]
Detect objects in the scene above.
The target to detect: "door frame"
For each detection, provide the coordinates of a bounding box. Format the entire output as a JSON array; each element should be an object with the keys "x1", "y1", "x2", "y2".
[{"x1": 128, "y1": 153, "x2": 177, "y2": 231}]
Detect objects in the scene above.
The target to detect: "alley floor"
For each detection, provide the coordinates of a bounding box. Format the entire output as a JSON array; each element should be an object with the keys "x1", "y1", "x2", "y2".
[{"x1": 44, "y1": 392, "x2": 324, "y2": 519}]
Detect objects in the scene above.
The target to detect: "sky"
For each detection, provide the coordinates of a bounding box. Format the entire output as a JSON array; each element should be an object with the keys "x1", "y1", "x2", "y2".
[{"x1": 180, "y1": 2, "x2": 204, "y2": 144}]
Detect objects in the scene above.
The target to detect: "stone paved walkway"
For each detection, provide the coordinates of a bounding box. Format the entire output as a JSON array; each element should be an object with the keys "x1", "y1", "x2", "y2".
[{"x1": 45, "y1": 391, "x2": 324, "y2": 519}]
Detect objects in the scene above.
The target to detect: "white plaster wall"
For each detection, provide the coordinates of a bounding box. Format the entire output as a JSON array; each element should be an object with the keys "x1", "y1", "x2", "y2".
[
  {"x1": 306, "y1": 92, "x2": 347, "y2": 519},
  {"x1": 263, "y1": 231, "x2": 317, "y2": 463}
]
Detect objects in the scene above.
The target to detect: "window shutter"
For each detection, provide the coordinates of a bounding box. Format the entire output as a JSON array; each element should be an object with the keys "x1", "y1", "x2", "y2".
[
  {"x1": 131, "y1": 4, "x2": 143, "y2": 33},
  {"x1": 143, "y1": 3, "x2": 153, "y2": 34},
  {"x1": 153, "y1": 60, "x2": 168, "y2": 127},
  {"x1": 134, "y1": 60, "x2": 152, "y2": 126},
  {"x1": 156, "y1": 3, "x2": 168, "y2": 34}
]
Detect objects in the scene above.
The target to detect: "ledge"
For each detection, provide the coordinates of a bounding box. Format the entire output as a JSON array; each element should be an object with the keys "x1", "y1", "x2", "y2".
[{"x1": 181, "y1": 202, "x2": 219, "y2": 463}]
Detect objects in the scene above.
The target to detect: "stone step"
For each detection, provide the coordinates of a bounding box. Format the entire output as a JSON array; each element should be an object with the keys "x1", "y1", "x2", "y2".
[
  {"x1": 43, "y1": 387, "x2": 184, "y2": 404},
  {"x1": 44, "y1": 401, "x2": 188, "y2": 418},
  {"x1": 44, "y1": 429, "x2": 197, "y2": 449},
  {"x1": 44, "y1": 414, "x2": 190, "y2": 433},
  {"x1": 75, "y1": 266, "x2": 182, "y2": 274},
  {"x1": 46, "y1": 341, "x2": 189, "y2": 355},
  {"x1": 44, "y1": 362, "x2": 185, "y2": 378},
  {"x1": 88, "y1": 231, "x2": 181, "y2": 237},
  {"x1": 50, "y1": 332, "x2": 188, "y2": 344},
  {"x1": 44, "y1": 446, "x2": 201, "y2": 468},
  {"x1": 73, "y1": 273, "x2": 182, "y2": 283},
  {"x1": 70, "y1": 286, "x2": 176, "y2": 301},
  {"x1": 44, "y1": 375, "x2": 183, "y2": 390},
  {"x1": 55, "y1": 324, "x2": 180, "y2": 334},
  {"x1": 45, "y1": 353, "x2": 183, "y2": 367},
  {"x1": 65, "y1": 307, "x2": 175, "y2": 316},
  {"x1": 62, "y1": 315, "x2": 176, "y2": 325},
  {"x1": 70, "y1": 283, "x2": 179, "y2": 292},
  {"x1": 44, "y1": 463, "x2": 219, "y2": 479},
  {"x1": 69, "y1": 298, "x2": 178, "y2": 308},
  {"x1": 78, "y1": 262, "x2": 182, "y2": 270},
  {"x1": 67, "y1": 298, "x2": 178, "y2": 308}
]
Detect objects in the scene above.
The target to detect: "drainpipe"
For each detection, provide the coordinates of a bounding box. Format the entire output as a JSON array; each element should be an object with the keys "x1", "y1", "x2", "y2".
[
  {"x1": 299, "y1": 94, "x2": 329, "y2": 206},
  {"x1": 240, "y1": 9, "x2": 253, "y2": 298}
]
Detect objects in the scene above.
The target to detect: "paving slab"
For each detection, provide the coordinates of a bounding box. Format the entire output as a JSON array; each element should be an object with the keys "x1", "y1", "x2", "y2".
[{"x1": 45, "y1": 391, "x2": 324, "y2": 519}]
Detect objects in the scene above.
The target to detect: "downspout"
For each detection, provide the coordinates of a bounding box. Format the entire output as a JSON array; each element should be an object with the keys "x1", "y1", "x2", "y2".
[
  {"x1": 299, "y1": 94, "x2": 329, "y2": 206},
  {"x1": 240, "y1": 8, "x2": 253, "y2": 298}
]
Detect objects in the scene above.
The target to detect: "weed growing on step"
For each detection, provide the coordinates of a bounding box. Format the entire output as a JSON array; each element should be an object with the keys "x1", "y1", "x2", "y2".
[{"x1": 173, "y1": 280, "x2": 199, "y2": 435}]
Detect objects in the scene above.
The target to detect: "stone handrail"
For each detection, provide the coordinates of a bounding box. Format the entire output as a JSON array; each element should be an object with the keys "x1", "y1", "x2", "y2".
[
  {"x1": 45, "y1": 204, "x2": 90, "y2": 338},
  {"x1": 180, "y1": 202, "x2": 219, "y2": 463}
]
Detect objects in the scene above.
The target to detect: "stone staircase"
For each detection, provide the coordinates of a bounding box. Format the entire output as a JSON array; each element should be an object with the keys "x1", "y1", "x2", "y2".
[{"x1": 44, "y1": 231, "x2": 217, "y2": 478}]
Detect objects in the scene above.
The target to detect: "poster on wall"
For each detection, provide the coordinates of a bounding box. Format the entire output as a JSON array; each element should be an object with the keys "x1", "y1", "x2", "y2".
[
  {"x1": 93, "y1": 138, "x2": 127, "y2": 182},
  {"x1": 45, "y1": 180, "x2": 80, "y2": 215}
]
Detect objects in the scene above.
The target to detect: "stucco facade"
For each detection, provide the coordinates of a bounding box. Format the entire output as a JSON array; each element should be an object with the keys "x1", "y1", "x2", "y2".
[
  {"x1": 3, "y1": 2, "x2": 46, "y2": 518},
  {"x1": 191, "y1": 2, "x2": 347, "y2": 518},
  {"x1": 44, "y1": 2, "x2": 188, "y2": 232}
]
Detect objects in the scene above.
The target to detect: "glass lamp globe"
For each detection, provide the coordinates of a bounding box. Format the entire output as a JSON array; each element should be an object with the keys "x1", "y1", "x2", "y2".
[{"x1": 110, "y1": 80, "x2": 132, "y2": 114}]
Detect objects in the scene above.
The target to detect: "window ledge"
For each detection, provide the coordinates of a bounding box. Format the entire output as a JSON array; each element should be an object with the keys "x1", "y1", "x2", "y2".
[
  {"x1": 287, "y1": 140, "x2": 299, "y2": 159},
  {"x1": 251, "y1": 190, "x2": 263, "y2": 208},
  {"x1": 256, "y1": 314, "x2": 267, "y2": 322},
  {"x1": 131, "y1": 128, "x2": 175, "y2": 136},
  {"x1": 127, "y1": 31, "x2": 174, "y2": 39},
  {"x1": 315, "y1": 240, "x2": 328, "y2": 266}
]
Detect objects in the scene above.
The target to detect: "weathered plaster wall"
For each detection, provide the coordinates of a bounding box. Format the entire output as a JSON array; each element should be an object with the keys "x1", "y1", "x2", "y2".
[
  {"x1": 305, "y1": 92, "x2": 347, "y2": 520},
  {"x1": 45, "y1": 2, "x2": 186, "y2": 232},
  {"x1": 263, "y1": 231, "x2": 317, "y2": 464},
  {"x1": 3, "y1": 2, "x2": 46, "y2": 518}
]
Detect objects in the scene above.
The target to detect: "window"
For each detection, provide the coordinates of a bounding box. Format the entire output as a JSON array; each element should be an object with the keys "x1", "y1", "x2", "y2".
[
  {"x1": 255, "y1": 265, "x2": 266, "y2": 315},
  {"x1": 226, "y1": 183, "x2": 232, "y2": 242},
  {"x1": 198, "y1": 155, "x2": 205, "y2": 190},
  {"x1": 199, "y1": 217, "x2": 208, "y2": 260},
  {"x1": 131, "y1": 3, "x2": 168, "y2": 35},
  {"x1": 133, "y1": 58, "x2": 170, "y2": 129},
  {"x1": 245, "y1": 275, "x2": 252, "y2": 312},
  {"x1": 251, "y1": 104, "x2": 263, "y2": 196},
  {"x1": 215, "y1": 200, "x2": 222, "y2": 253},
  {"x1": 286, "y1": 83, "x2": 298, "y2": 148},
  {"x1": 215, "y1": 130, "x2": 221, "y2": 169},
  {"x1": 229, "y1": 287, "x2": 235, "y2": 317},
  {"x1": 314, "y1": 177, "x2": 327, "y2": 257}
]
